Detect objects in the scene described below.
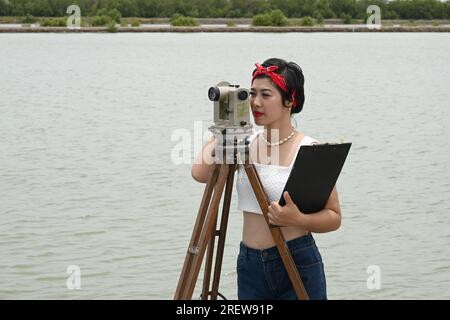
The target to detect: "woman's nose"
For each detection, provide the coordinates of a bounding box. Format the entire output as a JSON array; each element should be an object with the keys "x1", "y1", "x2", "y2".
[{"x1": 251, "y1": 95, "x2": 261, "y2": 108}]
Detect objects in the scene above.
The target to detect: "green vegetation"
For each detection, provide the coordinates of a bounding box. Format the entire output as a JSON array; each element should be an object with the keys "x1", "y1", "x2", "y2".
[
  {"x1": 0, "y1": 0, "x2": 448, "y2": 20},
  {"x1": 252, "y1": 10, "x2": 288, "y2": 26},
  {"x1": 170, "y1": 14, "x2": 199, "y2": 26},
  {"x1": 131, "y1": 19, "x2": 140, "y2": 27},
  {"x1": 107, "y1": 20, "x2": 117, "y2": 32},
  {"x1": 252, "y1": 14, "x2": 273, "y2": 26},
  {"x1": 315, "y1": 14, "x2": 324, "y2": 25},
  {"x1": 118, "y1": 18, "x2": 141, "y2": 27},
  {"x1": 288, "y1": 16, "x2": 321, "y2": 26},
  {"x1": 40, "y1": 17, "x2": 66, "y2": 27},
  {"x1": 92, "y1": 15, "x2": 112, "y2": 26},
  {"x1": 22, "y1": 13, "x2": 35, "y2": 23},
  {"x1": 341, "y1": 13, "x2": 353, "y2": 24},
  {"x1": 89, "y1": 8, "x2": 122, "y2": 27},
  {"x1": 97, "y1": 8, "x2": 121, "y2": 23},
  {"x1": 301, "y1": 16, "x2": 315, "y2": 26},
  {"x1": 227, "y1": 20, "x2": 237, "y2": 27}
]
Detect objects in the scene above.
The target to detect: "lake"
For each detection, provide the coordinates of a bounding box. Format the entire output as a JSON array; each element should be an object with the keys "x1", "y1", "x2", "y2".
[{"x1": 0, "y1": 32, "x2": 449, "y2": 299}]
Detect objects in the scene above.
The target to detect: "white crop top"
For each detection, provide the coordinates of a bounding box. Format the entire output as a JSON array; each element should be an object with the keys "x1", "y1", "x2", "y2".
[{"x1": 236, "y1": 131, "x2": 319, "y2": 214}]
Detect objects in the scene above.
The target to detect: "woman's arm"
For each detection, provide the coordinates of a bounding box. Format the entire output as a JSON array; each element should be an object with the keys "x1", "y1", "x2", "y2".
[
  {"x1": 300, "y1": 185, "x2": 341, "y2": 233},
  {"x1": 191, "y1": 137, "x2": 217, "y2": 183},
  {"x1": 268, "y1": 185, "x2": 342, "y2": 233}
]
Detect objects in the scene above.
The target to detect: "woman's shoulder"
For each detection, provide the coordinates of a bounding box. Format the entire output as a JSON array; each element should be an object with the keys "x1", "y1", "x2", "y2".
[{"x1": 300, "y1": 133, "x2": 320, "y2": 146}]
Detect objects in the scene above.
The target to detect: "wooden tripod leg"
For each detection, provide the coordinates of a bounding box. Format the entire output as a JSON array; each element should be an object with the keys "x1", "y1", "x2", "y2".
[
  {"x1": 175, "y1": 164, "x2": 230, "y2": 300},
  {"x1": 174, "y1": 163, "x2": 220, "y2": 299},
  {"x1": 199, "y1": 164, "x2": 236, "y2": 300},
  {"x1": 244, "y1": 163, "x2": 309, "y2": 300},
  {"x1": 201, "y1": 164, "x2": 235, "y2": 300},
  {"x1": 210, "y1": 164, "x2": 236, "y2": 300},
  {"x1": 202, "y1": 224, "x2": 217, "y2": 300}
]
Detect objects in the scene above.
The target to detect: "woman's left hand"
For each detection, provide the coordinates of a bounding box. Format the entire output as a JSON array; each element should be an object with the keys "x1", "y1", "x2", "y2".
[{"x1": 267, "y1": 191, "x2": 306, "y2": 227}]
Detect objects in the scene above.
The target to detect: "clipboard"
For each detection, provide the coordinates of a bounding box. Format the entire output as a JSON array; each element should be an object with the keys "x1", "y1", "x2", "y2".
[{"x1": 278, "y1": 142, "x2": 352, "y2": 214}]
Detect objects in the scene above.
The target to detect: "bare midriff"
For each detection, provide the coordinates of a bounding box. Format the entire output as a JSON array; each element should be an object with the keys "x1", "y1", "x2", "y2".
[{"x1": 242, "y1": 211, "x2": 309, "y2": 249}]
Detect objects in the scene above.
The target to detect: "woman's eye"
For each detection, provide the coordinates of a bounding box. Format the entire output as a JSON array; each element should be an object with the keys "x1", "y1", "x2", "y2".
[{"x1": 249, "y1": 92, "x2": 270, "y2": 97}]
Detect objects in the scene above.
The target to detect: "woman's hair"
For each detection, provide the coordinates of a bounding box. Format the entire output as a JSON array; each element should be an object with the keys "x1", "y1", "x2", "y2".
[{"x1": 251, "y1": 58, "x2": 305, "y2": 114}]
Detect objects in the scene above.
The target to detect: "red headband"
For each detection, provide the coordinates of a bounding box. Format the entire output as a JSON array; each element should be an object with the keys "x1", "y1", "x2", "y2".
[{"x1": 252, "y1": 63, "x2": 297, "y2": 109}]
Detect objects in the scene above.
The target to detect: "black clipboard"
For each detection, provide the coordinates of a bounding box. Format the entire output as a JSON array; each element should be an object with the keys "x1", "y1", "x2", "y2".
[{"x1": 278, "y1": 142, "x2": 352, "y2": 214}]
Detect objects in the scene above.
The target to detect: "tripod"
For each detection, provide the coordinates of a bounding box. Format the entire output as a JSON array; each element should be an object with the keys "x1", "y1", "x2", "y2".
[{"x1": 174, "y1": 136, "x2": 309, "y2": 300}]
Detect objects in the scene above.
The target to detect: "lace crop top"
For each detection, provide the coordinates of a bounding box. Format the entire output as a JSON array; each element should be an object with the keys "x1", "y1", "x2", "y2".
[{"x1": 236, "y1": 131, "x2": 319, "y2": 214}]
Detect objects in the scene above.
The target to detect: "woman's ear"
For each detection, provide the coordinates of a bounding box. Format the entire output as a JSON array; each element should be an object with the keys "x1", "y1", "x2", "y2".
[{"x1": 285, "y1": 100, "x2": 293, "y2": 108}]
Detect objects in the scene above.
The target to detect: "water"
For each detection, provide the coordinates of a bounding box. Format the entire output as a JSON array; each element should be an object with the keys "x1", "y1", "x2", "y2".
[{"x1": 0, "y1": 33, "x2": 449, "y2": 299}]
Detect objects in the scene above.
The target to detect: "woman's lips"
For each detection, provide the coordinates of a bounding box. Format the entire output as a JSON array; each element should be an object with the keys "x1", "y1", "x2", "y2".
[{"x1": 253, "y1": 111, "x2": 264, "y2": 117}]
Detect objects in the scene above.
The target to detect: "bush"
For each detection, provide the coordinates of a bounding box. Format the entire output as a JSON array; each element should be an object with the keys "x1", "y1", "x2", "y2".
[
  {"x1": 96, "y1": 8, "x2": 122, "y2": 23},
  {"x1": 252, "y1": 10, "x2": 288, "y2": 26},
  {"x1": 107, "y1": 21, "x2": 117, "y2": 32},
  {"x1": 227, "y1": 20, "x2": 237, "y2": 27},
  {"x1": 315, "y1": 14, "x2": 324, "y2": 25},
  {"x1": 40, "y1": 18, "x2": 66, "y2": 27},
  {"x1": 269, "y1": 9, "x2": 288, "y2": 26},
  {"x1": 385, "y1": 11, "x2": 400, "y2": 20},
  {"x1": 131, "y1": 19, "x2": 140, "y2": 27},
  {"x1": 108, "y1": 9, "x2": 122, "y2": 23},
  {"x1": 170, "y1": 15, "x2": 199, "y2": 26},
  {"x1": 92, "y1": 15, "x2": 112, "y2": 26},
  {"x1": 252, "y1": 14, "x2": 272, "y2": 26},
  {"x1": 22, "y1": 13, "x2": 36, "y2": 24},
  {"x1": 341, "y1": 14, "x2": 353, "y2": 24},
  {"x1": 301, "y1": 16, "x2": 315, "y2": 26}
]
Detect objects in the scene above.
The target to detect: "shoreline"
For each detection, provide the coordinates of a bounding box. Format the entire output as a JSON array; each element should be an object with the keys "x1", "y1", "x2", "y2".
[{"x1": 1, "y1": 26, "x2": 449, "y2": 33}]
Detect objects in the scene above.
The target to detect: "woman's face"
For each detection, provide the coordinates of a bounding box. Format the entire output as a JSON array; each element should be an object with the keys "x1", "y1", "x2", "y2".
[{"x1": 250, "y1": 77, "x2": 290, "y2": 126}]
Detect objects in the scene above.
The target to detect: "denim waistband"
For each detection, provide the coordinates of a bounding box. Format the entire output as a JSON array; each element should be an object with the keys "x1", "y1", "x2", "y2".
[{"x1": 239, "y1": 233, "x2": 316, "y2": 262}]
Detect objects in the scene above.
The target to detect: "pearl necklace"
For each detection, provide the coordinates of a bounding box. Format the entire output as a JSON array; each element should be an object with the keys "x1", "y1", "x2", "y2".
[{"x1": 261, "y1": 128, "x2": 296, "y2": 146}]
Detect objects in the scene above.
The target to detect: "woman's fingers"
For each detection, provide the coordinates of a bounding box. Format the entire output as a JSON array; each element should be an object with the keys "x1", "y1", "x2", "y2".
[
  {"x1": 268, "y1": 205, "x2": 279, "y2": 224},
  {"x1": 267, "y1": 211, "x2": 273, "y2": 224}
]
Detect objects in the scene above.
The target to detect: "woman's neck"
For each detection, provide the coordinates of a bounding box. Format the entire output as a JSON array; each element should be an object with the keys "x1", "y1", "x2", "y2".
[{"x1": 263, "y1": 119, "x2": 295, "y2": 143}]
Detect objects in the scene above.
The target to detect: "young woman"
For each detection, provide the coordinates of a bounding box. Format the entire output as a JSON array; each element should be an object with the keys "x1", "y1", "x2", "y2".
[{"x1": 191, "y1": 58, "x2": 341, "y2": 300}]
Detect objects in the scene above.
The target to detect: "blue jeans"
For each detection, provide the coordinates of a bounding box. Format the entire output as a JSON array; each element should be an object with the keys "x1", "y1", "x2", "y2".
[{"x1": 236, "y1": 233, "x2": 327, "y2": 300}]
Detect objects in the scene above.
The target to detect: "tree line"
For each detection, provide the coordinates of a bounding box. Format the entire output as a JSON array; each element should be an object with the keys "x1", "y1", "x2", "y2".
[{"x1": 1, "y1": 0, "x2": 449, "y2": 20}]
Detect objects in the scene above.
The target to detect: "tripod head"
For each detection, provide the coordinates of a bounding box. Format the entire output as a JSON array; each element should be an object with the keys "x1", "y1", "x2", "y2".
[{"x1": 207, "y1": 81, "x2": 253, "y2": 165}]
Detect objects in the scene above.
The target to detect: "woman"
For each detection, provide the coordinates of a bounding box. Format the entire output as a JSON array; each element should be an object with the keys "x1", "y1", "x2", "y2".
[{"x1": 191, "y1": 58, "x2": 341, "y2": 300}]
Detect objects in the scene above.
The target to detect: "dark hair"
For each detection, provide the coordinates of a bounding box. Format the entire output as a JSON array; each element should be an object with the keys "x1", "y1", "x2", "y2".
[{"x1": 251, "y1": 58, "x2": 305, "y2": 114}]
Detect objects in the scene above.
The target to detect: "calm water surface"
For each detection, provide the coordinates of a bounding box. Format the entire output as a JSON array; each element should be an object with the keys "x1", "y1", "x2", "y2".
[{"x1": 0, "y1": 33, "x2": 449, "y2": 299}]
